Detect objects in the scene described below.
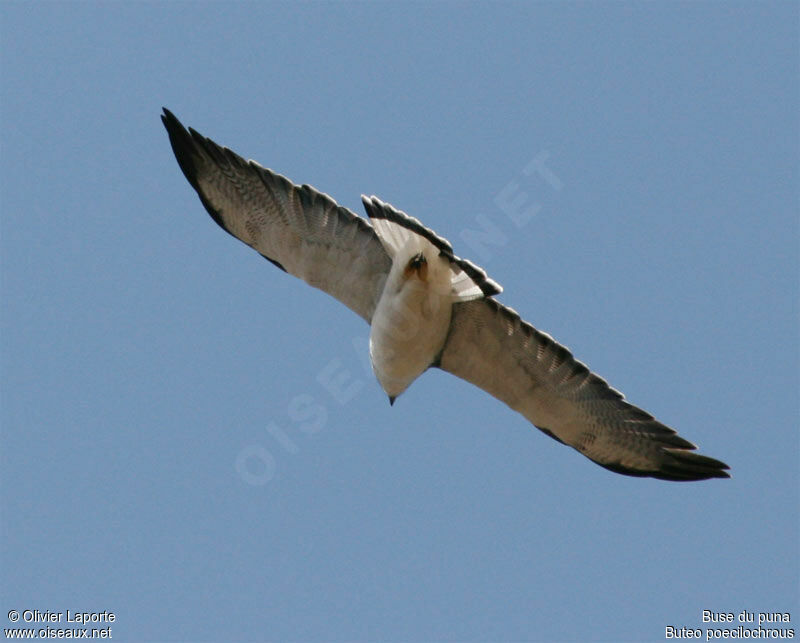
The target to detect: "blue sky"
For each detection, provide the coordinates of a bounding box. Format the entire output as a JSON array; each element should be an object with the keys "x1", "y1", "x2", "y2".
[{"x1": 1, "y1": 2, "x2": 797, "y2": 641}]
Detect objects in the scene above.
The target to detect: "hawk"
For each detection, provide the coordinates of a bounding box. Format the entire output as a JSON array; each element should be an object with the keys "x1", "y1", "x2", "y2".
[{"x1": 161, "y1": 108, "x2": 729, "y2": 482}]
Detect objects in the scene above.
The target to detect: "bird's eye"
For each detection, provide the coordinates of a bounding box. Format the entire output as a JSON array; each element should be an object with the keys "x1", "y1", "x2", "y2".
[{"x1": 409, "y1": 253, "x2": 426, "y2": 268}]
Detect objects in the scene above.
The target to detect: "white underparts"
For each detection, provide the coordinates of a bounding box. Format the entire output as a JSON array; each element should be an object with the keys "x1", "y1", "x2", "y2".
[{"x1": 368, "y1": 219, "x2": 485, "y2": 399}]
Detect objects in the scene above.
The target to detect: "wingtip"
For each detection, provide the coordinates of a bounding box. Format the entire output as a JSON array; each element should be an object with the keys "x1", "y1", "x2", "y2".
[
  {"x1": 599, "y1": 448, "x2": 731, "y2": 482},
  {"x1": 159, "y1": 109, "x2": 236, "y2": 238},
  {"x1": 662, "y1": 447, "x2": 731, "y2": 481},
  {"x1": 161, "y1": 107, "x2": 180, "y2": 128},
  {"x1": 160, "y1": 108, "x2": 200, "y2": 186}
]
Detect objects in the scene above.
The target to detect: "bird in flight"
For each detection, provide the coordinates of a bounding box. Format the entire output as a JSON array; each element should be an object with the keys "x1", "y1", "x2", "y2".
[{"x1": 161, "y1": 108, "x2": 729, "y2": 482}]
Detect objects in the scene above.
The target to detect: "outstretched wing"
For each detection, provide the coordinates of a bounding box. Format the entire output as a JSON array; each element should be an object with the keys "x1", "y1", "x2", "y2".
[
  {"x1": 439, "y1": 298, "x2": 730, "y2": 481},
  {"x1": 161, "y1": 108, "x2": 391, "y2": 322}
]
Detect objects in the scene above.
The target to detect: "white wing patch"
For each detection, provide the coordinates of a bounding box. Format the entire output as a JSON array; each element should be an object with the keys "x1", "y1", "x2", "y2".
[
  {"x1": 369, "y1": 216, "x2": 414, "y2": 259},
  {"x1": 448, "y1": 268, "x2": 489, "y2": 301}
]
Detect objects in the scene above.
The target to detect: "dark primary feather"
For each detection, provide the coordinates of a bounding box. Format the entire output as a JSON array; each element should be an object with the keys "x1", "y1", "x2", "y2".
[{"x1": 161, "y1": 108, "x2": 391, "y2": 322}]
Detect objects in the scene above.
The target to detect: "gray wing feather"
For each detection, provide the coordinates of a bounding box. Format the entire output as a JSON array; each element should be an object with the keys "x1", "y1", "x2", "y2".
[
  {"x1": 439, "y1": 298, "x2": 730, "y2": 481},
  {"x1": 161, "y1": 109, "x2": 391, "y2": 322}
]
